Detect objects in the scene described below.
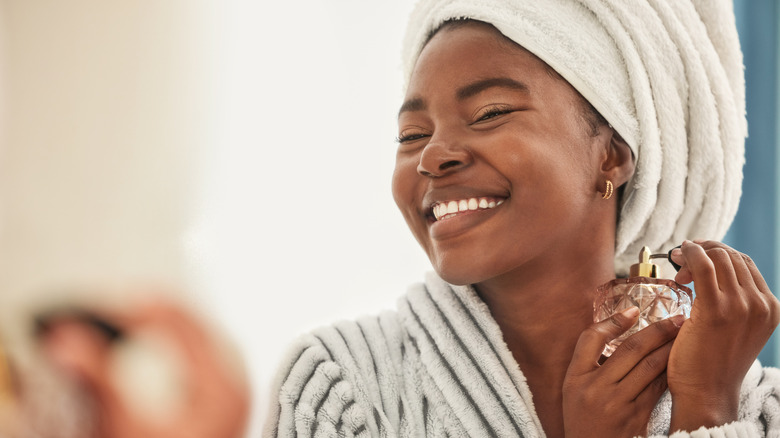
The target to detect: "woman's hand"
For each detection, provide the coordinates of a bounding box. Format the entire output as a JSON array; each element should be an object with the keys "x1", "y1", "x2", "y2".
[
  {"x1": 563, "y1": 307, "x2": 682, "y2": 438},
  {"x1": 39, "y1": 299, "x2": 249, "y2": 438},
  {"x1": 667, "y1": 240, "x2": 780, "y2": 432}
]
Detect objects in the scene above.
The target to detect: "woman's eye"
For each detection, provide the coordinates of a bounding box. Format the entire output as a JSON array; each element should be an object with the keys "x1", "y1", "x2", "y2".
[
  {"x1": 395, "y1": 133, "x2": 429, "y2": 144},
  {"x1": 474, "y1": 105, "x2": 514, "y2": 123}
]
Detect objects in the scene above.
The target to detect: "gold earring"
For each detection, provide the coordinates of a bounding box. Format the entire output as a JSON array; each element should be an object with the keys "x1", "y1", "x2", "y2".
[{"x1": 602, "y1": 180, "x2": 614, "y2": 200}]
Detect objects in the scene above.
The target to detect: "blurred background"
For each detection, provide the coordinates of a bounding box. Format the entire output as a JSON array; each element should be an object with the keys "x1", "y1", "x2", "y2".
[
  {"x1": 0, "y1": 0, "x2": 776, "y2": 436},
  {"x1": 0, "y1": 0, "x2": 423, "y2": 435}
]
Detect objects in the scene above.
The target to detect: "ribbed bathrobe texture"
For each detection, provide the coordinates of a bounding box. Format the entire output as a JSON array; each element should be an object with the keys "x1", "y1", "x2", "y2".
[{"x1": 264, "y1": 273, "x2": 780, "y2": 437}]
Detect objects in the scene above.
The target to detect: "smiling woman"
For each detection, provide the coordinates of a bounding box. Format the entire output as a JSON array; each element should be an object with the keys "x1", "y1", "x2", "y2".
[
  {"x1": 264, "y1": 1, "x2": 780, "y2": 437},
  {"x1": 393, "y1": 21, "x2": 633, "y2": 287}
]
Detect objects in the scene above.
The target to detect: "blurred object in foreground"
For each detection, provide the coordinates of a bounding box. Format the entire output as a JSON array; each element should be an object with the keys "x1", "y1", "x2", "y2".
[
  {"x1": 33, "y1": 296, "x2": 249, "y2": 438},
  {"x1": 0, "y1": 338, "x2": 18, "y2": 436},
  {"x1": 0, "y1": 0, "x2": 217, "y2": 344},
  {"x1": 0, "y1": 335, "x2": 94, "y2": 438},
  {"x1": 0, "y1": 1, "x2": 244, "y2": 436}
]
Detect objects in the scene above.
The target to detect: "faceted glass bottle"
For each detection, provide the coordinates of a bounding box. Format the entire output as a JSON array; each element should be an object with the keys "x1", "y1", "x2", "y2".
[{"x1": 594, "y1": 247, "x2": 693, "y2": 357}]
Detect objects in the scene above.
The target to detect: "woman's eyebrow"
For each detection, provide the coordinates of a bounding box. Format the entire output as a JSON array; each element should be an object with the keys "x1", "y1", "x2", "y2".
[
  {"x1": 456, "y1": 77, "x2": 529, "y2": 100},
  {"x1": 398, "y1": 97, "x2": 425, "y2": 117},
  {"x1": 398, "y1": 77, "x2": 529, "y2": 118}
]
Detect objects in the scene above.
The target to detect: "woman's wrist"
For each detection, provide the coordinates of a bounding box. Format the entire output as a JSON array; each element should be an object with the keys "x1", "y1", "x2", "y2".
[{"x1": 668, "y1": 391, "x2": 739, "y2": 433}]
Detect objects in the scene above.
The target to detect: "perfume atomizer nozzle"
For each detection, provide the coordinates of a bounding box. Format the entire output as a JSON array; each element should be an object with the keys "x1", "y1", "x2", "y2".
[
  {"x1": 648, "y1": 245, "x2": 683, "y2": 272},
  {"x1": 630, "y1": 246, "x2": 683, "y2": 278}
]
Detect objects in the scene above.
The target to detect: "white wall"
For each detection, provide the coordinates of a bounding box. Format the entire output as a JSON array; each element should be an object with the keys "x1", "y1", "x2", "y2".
[
  {"x1": 199, "y1": 1, "x2": 427, "y2": 429},
  {"x1": 0, "y1": 0, "x2": 428, "y2": 434}
]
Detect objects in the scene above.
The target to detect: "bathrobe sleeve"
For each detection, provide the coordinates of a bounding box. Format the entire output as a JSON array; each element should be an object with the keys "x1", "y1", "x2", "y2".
[
  {"x1": 649, "y1": 364, "x2": 780, "y2": 437},
  {"x1": 263, "y1": 332, "x2": 377, "y2": 437},
  {"x1": 263, "y1": 315, "x2": 407, "y2": 438}
]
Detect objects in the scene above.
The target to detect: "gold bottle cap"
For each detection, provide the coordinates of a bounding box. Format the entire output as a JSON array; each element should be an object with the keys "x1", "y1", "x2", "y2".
[{"x1": 629, "y1": 246, "x2": 660, "y2": 278}]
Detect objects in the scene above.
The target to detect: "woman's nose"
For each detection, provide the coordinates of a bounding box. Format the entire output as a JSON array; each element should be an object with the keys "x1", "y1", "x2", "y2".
[{"x1": 416, "y1": 138, "x2": 473, "y2": 178}]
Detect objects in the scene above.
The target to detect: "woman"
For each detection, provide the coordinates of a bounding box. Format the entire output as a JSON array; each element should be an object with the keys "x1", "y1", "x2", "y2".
[{"x1": 265, "y1": 0, "x2": 780, "y2": 437}]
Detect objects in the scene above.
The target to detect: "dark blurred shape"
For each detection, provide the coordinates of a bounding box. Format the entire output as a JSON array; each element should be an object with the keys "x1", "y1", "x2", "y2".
[{"x1": 34, "y1": 308, "x2": 124, "y2": 343}]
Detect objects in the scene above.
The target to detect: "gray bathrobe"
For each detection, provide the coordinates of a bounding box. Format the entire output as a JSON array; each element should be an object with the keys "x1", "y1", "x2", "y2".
[{"x1": 264, "y1": 273, "x2": 780, "y2": 437}]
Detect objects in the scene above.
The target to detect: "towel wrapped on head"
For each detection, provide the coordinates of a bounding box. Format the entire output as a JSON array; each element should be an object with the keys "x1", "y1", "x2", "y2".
[{"x1": 402, "y1": 0, "x2": 747, "y2": 274}]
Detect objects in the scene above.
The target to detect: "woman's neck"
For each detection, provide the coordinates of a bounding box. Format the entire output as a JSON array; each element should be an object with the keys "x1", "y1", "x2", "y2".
[
  {"x1": 474, "y1": 250, "x2": 616, "y2": 374},
  {"x1": 474, "y1": 253, "x2": 616, "y2": 438}
]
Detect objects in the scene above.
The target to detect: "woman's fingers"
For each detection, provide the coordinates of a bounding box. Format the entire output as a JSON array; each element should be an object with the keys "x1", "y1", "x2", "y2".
[
  {"x1": 569, "y1": 305, "x2": 680, "y2": 385},
  {"x1": 674, "y1": 240, "x2": 770, "y2": 292},
  {"x1": 743, "y1": 254, "x2": 772, "y2": 297},
  {"x1": 603, "y1": 317, "x2": 681, "y2": 384},
  {"x1": 728, "y1": 247, "x2": 756, "y2": 289},
  {"x1": 694, "y1": 241, "x2": 751, "y2": 289},
  {"x1": 677, "y1": 241, "x2": 777, "y2": 323},
  {"x1": 633, "y1": 370, "x2": 669, "y2": 410},
  {"x1": 695, "y1": 240, "x2": 769, "y2": 295},
  {"x1": 665, "y1": 241, "x2": 780, "y2": 431},
  {"x1": 567, "y1": 306, "x2": 639, "y2": 375},
  {"x1": 618, "y1": 339, "x2": 674, "y2": 400},
  {"x1": 564, "y1": 315, "x2": 678, "y2": 437},
  {"x1": 673, "y1": 266, "x2": 693, "y2": 285},
  {"x1": 678, "y1": 241, "x2": 720, "y2": 303}
]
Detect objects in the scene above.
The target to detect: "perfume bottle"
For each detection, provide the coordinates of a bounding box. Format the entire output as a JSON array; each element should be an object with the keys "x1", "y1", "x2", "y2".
[{"x1": 593, "y1": 246, "x2": 693, "y2": 357}]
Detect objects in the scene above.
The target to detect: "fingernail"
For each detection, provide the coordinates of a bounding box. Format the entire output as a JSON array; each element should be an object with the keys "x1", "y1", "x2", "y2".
[
  {"x1": 693, "y1": 239, "x2": 706, "y2": 244},
  {"x1": 623, "y1": 307, "x2": 639, "y2": 318},
  {"x1": 682, "y1": 239, "x2": 693, "y2": 248},
  {"x1": 670, "y1": 315, "x2": 685, "y2": 328},
  {"x1": 671, "y1": 248, "x2": 682, "y2": 258}
]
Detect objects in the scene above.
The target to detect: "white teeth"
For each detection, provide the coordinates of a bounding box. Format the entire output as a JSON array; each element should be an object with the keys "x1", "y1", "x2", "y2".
[
  {"x1": 447, "y1": 201, "x2": 458, "y2": 214},
  {"x1": 432, "y1": 197, "x2": 506, "y2": 221}
]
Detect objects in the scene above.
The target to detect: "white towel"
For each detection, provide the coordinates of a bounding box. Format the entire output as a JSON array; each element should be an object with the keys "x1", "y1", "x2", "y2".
[{"x1": 401, "y1": 0, "x2": 747, "y2": 273}]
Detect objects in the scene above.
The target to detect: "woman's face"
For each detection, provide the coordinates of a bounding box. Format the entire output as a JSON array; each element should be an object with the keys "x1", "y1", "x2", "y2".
[{"x1": 392, "y1": 22, "x2": 612, "y2": 286}]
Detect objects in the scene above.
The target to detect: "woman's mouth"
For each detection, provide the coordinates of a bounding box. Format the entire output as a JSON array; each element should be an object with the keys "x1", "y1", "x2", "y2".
[{"x1": 431, "y1": 197, "x2": 505, "y2": 221}]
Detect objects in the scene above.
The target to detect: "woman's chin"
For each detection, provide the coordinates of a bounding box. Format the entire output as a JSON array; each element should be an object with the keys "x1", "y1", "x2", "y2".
[
  {"x1": 433, "y1": 258, "x2": 518, "y2": 288},
  {"x1": 439, "y1": 276, "x2": 472, "y2": 286},
  {"x1": 429, "y1": 249, "x2": 517, "y2": 287},
  {"x1": 433, "y1": 265, "x2": 487, "y2": 287}
]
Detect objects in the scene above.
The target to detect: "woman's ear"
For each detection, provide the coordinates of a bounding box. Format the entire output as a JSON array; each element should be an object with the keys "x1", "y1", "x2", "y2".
[{"x1": 600, "y1": 129, "x2": 635, "y2": 187}]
